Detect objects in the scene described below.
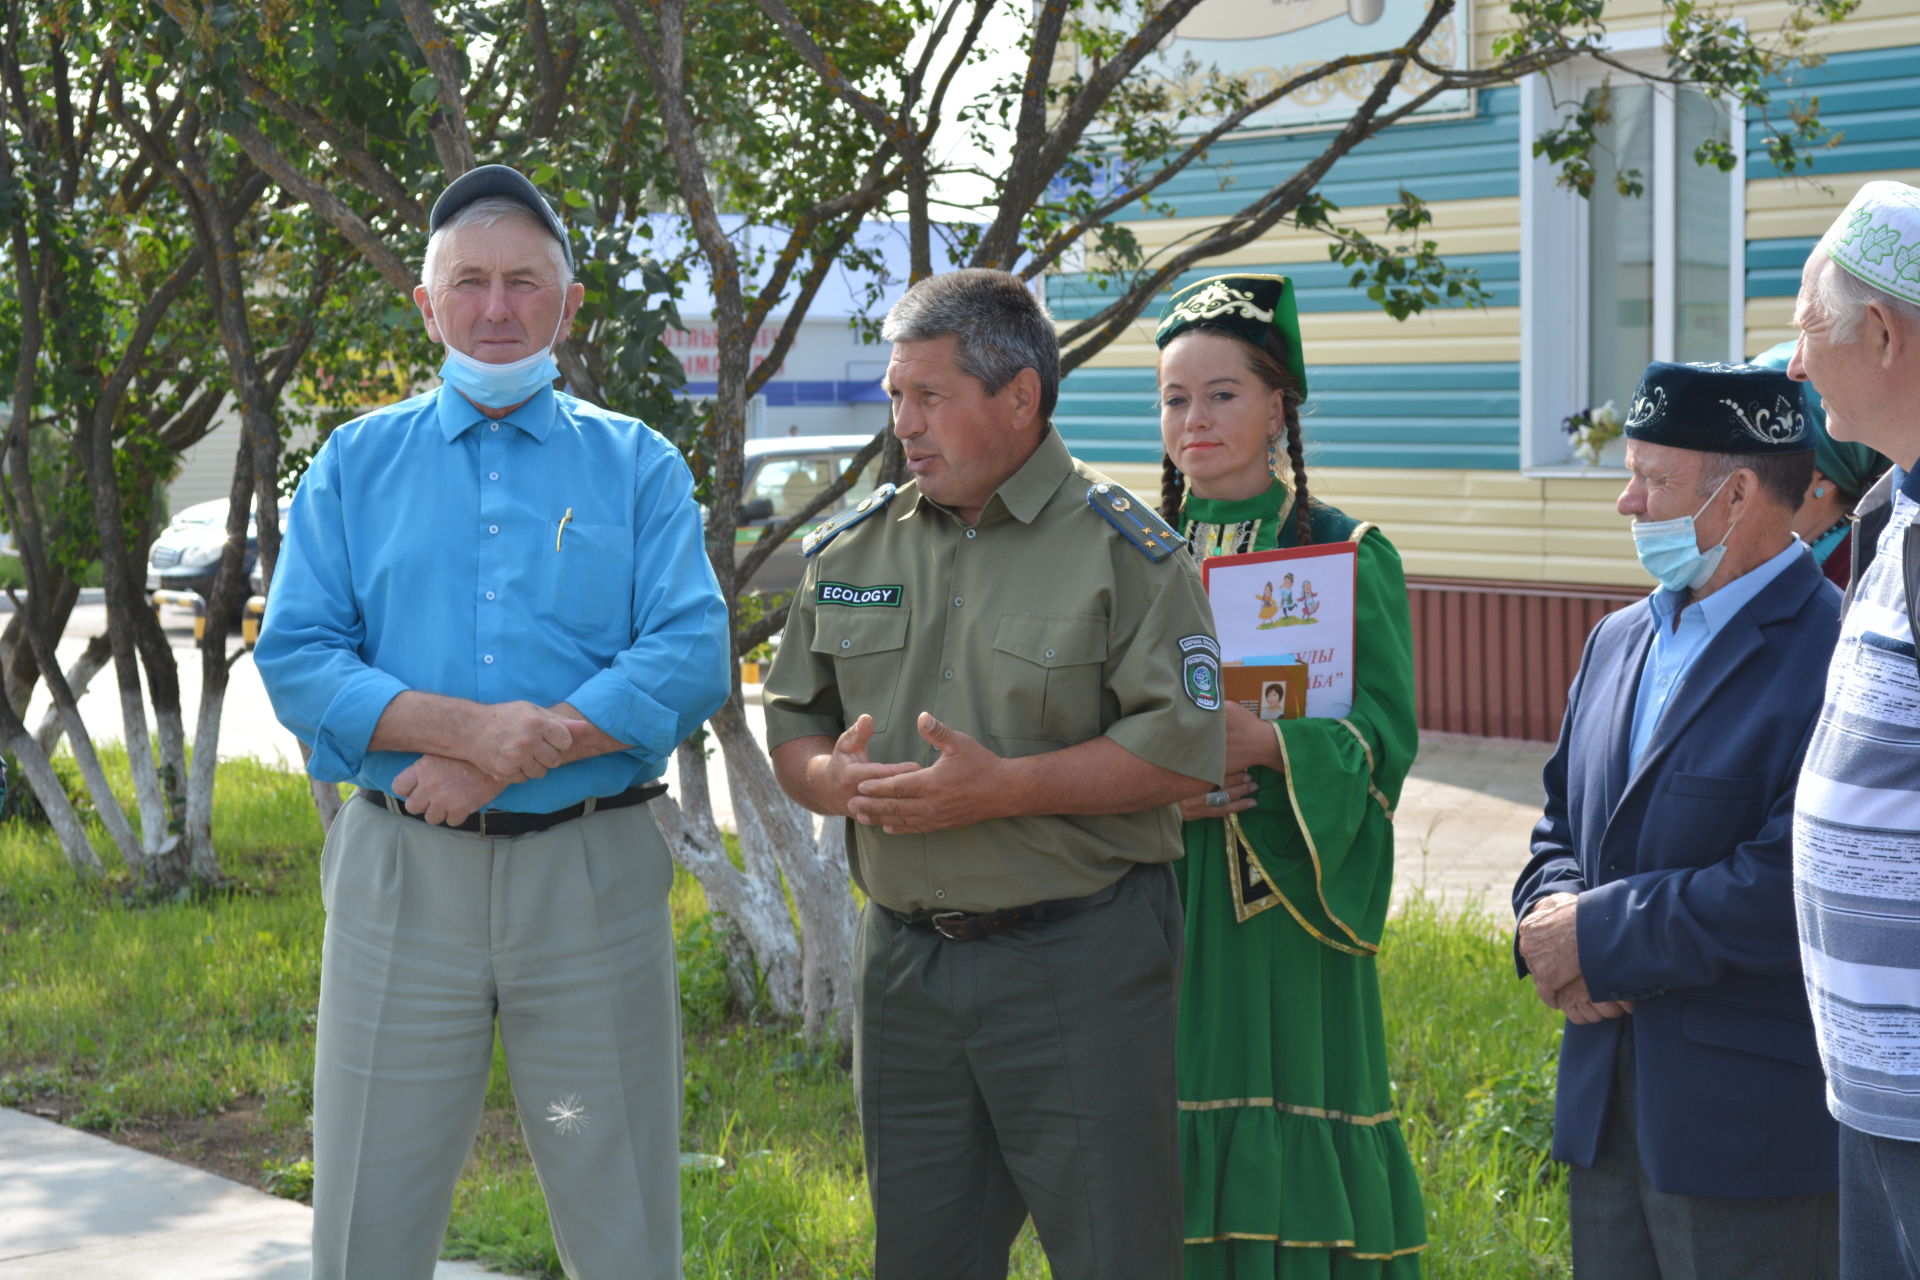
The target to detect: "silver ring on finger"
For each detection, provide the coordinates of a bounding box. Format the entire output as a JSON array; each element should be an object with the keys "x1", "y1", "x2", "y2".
[{"x1": 1205, "y1": 788, "x2": 1230, "y2": 808}]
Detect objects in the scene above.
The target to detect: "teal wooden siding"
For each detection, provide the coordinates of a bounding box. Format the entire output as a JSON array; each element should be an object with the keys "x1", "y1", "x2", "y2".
[
  {"x1": 1055, "y1": 362, "x2": 1521, "y2": 469},
  {"x1": 1053, "y1": 44, "x2": 1920, "y2": 470}
]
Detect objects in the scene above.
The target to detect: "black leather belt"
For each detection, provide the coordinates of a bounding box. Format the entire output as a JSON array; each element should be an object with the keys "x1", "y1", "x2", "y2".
[
  {"x1": 880, "y1": 879, "x2": 1121, "y2": 942},
  {"x1": 358, "y1": 781, "x2": 666, "y2": 837}
]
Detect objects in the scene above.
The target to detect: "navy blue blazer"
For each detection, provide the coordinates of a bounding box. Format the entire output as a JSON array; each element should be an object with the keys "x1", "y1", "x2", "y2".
[{"x1": 1512, "y1": 549, "x2": 1842, "y2": 1199}]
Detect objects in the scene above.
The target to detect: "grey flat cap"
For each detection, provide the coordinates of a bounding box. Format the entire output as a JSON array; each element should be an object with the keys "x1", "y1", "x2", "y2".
[{"x1": 428, "y1": 164, "x2": 573, "y2": 272}]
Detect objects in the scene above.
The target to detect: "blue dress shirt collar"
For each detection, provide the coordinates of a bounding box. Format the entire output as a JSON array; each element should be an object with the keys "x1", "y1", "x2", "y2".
[{"x1": 433, "y1": 381, "x2": 559, "y2": 443}]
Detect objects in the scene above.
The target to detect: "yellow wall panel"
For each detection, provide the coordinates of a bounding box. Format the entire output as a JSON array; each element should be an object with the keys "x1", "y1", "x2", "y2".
[
  {"x1": 1475, "y1": 0, "x2": 1915, "y2": 67},
  {"x1": 1120, "y1": 197, "x2": 1521, "y2": 263},
  {"x1": 1074, "y1": 308, "x2": 1521, "y2": 368},
  {"x1": 1099, "y1": 463, "x2": 1647, "y2": 586},
  {"x1": 1748, "y1": 171, "x2": 1920, "y2": 242}
]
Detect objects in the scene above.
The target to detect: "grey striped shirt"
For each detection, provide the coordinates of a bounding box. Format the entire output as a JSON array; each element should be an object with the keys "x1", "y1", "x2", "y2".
[{"x1": 1795, "y1": 487, "x2": 1920, "y2": 1139}]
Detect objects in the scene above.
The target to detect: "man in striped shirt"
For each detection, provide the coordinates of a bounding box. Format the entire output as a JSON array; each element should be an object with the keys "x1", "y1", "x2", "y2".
[{"x1": 1791, "y1": 180, "x2": 1920, "y2": 1279}]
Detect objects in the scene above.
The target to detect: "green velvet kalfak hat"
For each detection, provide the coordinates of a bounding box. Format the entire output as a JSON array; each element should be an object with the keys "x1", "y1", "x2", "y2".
[{"x1": 1153, "y1": 274, "x2": 1308, "y2": 398}]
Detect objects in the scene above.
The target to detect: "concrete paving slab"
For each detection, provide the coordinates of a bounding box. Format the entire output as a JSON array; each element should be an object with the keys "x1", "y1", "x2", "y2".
[
  {"x1": 1390, "y1": 732, "x2": 1551, "y2": 916},
  {"x1": 0, "y1": 1109, "x2": 496, "y2": 1279}
]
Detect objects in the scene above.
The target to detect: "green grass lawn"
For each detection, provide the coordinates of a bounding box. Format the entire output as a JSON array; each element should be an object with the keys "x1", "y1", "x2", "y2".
[{"x1": 0, "y1": 758, "x2": 1569, "y2": 1278}]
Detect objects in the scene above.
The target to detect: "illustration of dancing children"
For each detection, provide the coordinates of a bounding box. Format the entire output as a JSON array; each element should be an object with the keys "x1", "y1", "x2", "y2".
[
  {"x1": 1299, "y1": 579, "x2": 1320, "y2": 621},
  {"x1": 1278, "y1": 572, "x2": 1297, "y2": 619},
  {"x1": 1256, "y1": 581, "x2": 1279, "y2": 624}
]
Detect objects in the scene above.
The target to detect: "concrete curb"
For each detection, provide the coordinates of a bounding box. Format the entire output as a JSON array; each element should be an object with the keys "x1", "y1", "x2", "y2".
[{"x1": 0, "y1": 1109, "x2": 499, "y2": 1279}]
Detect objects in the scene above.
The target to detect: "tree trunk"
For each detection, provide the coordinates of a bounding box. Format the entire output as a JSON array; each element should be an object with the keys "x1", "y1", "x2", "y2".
[
  {"x1": 297, "y1": 741, "x2": 343, "y2": 833},
  {"x1": 651, "y1": 731, "x2": 802, "y2": 1013},
  {"x1": 0, "y1": 697, "x2": 99, "y2": 874},
  {"x1": 33, "y1": 632, "x2": 110, "y2": 756},
  {"x1": 711, "y1": 697, "x2": 855, "y2": 1044}
]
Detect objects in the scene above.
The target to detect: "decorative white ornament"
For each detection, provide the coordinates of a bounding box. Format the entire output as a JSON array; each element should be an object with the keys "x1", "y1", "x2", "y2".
[
  {"x1": 1719, "y1": 395, "x2": 1807, "y2": 447},
  {"x1": 1624, "y1": 386, "x2": 1668, "y2": 431},
  {"x1": 1166, "y1": 280, "x2": 1274, "y2": 328}
]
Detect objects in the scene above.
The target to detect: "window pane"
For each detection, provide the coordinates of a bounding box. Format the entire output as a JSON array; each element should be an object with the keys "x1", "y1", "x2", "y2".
[
  {"x1": 1588, "y1": 84, "x2": 1654, "y2": 408},
  {"x1": 1675, "y1": 89, "x2": 1732, "y2": 363}
]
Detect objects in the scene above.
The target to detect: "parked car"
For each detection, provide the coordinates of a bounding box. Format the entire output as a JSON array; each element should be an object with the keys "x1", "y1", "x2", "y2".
[
  {"x1": 146, "y1": 496, "x2": 292, "y2": 624},
  {"x1": 731, "y1": 434, "x2": 882, "y2": 595}
]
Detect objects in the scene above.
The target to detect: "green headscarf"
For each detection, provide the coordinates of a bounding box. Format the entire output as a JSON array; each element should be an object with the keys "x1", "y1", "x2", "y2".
[{"x1": 1750, "y1": 341, "x2": 1886, "y2": 500}]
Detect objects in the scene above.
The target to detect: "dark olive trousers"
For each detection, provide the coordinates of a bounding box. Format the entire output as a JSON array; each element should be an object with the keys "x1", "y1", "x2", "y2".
[{"x1": 854, "y1": 863, "x2": 1183, "y2": 1280}]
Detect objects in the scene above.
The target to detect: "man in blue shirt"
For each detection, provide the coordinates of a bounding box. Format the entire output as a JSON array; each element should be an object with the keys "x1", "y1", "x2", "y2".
[
  {"x1": 1511, "y1": 361, "x2": 1842, "y2": 1279},
  {"x1": 256, "y1": 165, "x2": 729, "y2": 1280}
]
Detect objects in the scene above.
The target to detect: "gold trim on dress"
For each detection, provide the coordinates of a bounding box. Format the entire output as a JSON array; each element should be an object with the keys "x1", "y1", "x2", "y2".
[
  {"x1": 1183, "y1": 1236, "x2": 1430, "y2": 1257},
  {"x1": 1177, "y1": 1096, "x2": 1399, "y2": 1126},
  {"x1": 1269, "y1": 727, "x2": 1380, "y2": 954},
  {"x1": 1338, "y1": 718, "x2": 1395, "y2": 820}
]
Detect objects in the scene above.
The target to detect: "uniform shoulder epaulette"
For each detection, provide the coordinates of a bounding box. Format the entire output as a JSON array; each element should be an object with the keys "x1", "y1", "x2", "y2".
[
  {"x1": 1086, "y1": 482, "x2": 1184, "y2": 563},
  {"x1": 802, "y1": 483, "x2": 897, "y2": 558}
]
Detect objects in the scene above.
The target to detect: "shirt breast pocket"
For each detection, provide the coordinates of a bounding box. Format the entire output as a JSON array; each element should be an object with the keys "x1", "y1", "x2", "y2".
[
  {"x1": 812, "y1": 609, "x2": 910, "y2": 735},
  {"x1": 989, "y1": 612, "x2": 1108, "y2": 746},
  {"x1": 539, "y1": 519, "x2": 634, "y2": 643}
]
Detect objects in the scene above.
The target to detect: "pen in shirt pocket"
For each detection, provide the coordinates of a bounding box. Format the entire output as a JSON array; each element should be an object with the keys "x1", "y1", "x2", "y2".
[{"x1": 555, "y1": 507, "x2": 573, "y2": 552}]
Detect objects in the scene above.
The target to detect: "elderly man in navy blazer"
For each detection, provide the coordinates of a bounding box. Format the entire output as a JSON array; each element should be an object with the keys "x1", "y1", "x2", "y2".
[{"x1": 1513, "y1": 360, "x2": 1843, "y2": 1279}]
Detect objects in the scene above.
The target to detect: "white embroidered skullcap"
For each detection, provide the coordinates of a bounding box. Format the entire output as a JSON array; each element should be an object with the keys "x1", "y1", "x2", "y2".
[{"x1": 1819, "y1": 180, "x2": 1920, "y2": 305}]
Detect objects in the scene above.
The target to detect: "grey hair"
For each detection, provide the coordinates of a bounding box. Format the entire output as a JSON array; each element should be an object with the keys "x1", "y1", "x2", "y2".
[
  {"x1": 882, "y1": 269, "x2": 1059, "y2": 421},
  {"x1": 1815, "y1": 250, "x2": 1920, "y2": 345},
  {"x1": 1696, "y1": 448, "x2": 1814, "y2": 510},
  {"x1": 420, "y1": 196, "x2": 571, "y2": 289}
]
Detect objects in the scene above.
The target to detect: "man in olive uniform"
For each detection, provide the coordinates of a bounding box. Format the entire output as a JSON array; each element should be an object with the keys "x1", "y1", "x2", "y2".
[{"x1": 764, "y1": 269, "x2": 1226, "y2": 1280}]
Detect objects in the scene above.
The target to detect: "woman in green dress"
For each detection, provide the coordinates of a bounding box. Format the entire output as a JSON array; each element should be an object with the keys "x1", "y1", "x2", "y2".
[{"x1": 1154, "y1": 274, "x2": 1426, "y2": 1279}]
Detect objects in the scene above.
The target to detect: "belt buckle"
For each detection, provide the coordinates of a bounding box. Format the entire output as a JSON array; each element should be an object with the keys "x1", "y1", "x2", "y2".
[
  {"x1": 474, "y1": 809, "x2": 491, "y2": 838},
  {"x1": 930, "y1": 910, "x2": 974, "y2": 941}
]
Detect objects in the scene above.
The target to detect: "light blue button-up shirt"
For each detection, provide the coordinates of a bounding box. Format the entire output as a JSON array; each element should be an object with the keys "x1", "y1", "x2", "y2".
[
  {"x1": 1628, "y1": 537, "x2": 1808, "y2": 766},
  {"x1": 256, "y1": 382, "x2": 730, "y2": 813}
]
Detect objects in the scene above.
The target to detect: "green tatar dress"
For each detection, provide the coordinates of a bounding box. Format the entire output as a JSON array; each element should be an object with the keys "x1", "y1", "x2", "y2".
[{"x1": 1176, "y1": 479, "x2": 1427, "y2": 1279}]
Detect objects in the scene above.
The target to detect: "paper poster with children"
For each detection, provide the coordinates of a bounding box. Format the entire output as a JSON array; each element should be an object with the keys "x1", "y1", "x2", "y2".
[{"x1": 1201, "y1": 542, "x2": 1359, "y2": 720}]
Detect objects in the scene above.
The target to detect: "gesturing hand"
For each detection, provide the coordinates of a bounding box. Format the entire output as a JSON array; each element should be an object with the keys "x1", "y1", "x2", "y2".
[
  {"x1": 472, "y1": 701, "x2": 591, "y2": 783},
  {"x1": 850, "y1": 712, "x2": 1011, "y2": 834},
  {"x1": 392, "y1": 754, "x2": 507, "y2": 827},
  {"x1": 820, "y1": 714, "x2": 921, "y2": 816}
]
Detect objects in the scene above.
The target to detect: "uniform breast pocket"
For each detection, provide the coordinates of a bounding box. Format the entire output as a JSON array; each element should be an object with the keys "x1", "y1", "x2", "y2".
[
  {"x1": 539, "y1": 520, "x2": 634, "y2": 643},
  {"x1": 811, "y1": 609, "x2": 911, "y2": 735},
  {"x1": 989, "y1": 612, "x2": 1108, "y2": 746}
]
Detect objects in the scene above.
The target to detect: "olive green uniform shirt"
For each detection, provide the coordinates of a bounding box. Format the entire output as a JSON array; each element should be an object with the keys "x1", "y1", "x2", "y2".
[{"x1": 763, "y1": 427, "x2": 1225, "y2": 913}]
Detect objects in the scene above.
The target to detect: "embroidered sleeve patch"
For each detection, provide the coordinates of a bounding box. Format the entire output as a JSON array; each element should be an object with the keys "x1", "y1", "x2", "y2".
[
  {"x1": 1179, "y1": 634, "x2": 1222, "y2": 711},
  {"x1": 817, "y1": 582, "x2": 903, "y2": 608}
]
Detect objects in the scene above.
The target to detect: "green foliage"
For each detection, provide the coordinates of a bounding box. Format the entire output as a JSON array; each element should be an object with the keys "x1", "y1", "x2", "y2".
[
  {"x1": 0, "y1": 759, "x2": 1583, "y2": 1277},
  {"x1": 263, "y1": 1156, "x2": 316, "y2": 1203}
]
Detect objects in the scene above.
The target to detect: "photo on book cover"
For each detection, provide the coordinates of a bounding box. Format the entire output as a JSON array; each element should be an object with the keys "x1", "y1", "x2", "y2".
[{"x1": 1202, "y1": 542, "x2": 1359, "y2": 720}]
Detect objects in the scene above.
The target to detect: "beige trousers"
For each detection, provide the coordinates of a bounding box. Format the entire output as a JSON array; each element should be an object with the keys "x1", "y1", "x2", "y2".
[{"x1": 310, "y1": 797, "x2": 682, "y2": 1280}]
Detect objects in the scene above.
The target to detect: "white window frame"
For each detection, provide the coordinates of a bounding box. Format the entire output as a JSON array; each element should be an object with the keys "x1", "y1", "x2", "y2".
[{"x1": 1518, "y1": 31, "x2": 1747, "y2": 474}]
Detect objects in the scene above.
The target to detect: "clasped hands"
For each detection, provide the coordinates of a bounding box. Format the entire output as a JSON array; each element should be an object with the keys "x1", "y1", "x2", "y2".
[
  {"x1": 392, "y1": 701, "x2": 591, "y2": 827},
  {"x1": 1516, "y1": 892, "x2": 1633, "y2": 1026},
  {"x1": 821, "y1": 712, "x2": 1012, "y2": 835}
]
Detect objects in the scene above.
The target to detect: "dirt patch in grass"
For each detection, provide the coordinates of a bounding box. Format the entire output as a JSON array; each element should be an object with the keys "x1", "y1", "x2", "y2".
[
  {"x1": 18, "y1": 1092, "x2": 529, "y2": 1201},
  {"x1": 16, "y1": 1095, "x2": 301, "y2": 1191}
]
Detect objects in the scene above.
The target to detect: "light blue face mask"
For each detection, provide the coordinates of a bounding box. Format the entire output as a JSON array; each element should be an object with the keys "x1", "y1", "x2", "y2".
[
  {"x1": 1631, "y1": 471, "x2": 1736, "y2": 592},
  {"x1": 438, "y1": 304, "x2": 566, "y2": 409}
]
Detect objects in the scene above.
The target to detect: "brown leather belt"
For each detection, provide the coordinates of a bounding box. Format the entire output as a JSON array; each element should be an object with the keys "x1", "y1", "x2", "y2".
[
  {"x1": 358, "y1": 781, "x2": 666, "y2": 837},
  {"x1": 880, "y1": 879, "x2": 1121, "y2": 942}
]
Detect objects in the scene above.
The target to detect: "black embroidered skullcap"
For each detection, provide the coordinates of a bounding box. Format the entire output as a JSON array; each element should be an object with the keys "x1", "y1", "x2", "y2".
[
  {"x1": 1622, "y1": 361, "x2": 1812, "y2": 454},
  {"x1": 1154, "y1": 274, "x2": 1308, "y2": 397},
  {"x1": 429, "y1": 164, "x2": 574, "y2": 273}
]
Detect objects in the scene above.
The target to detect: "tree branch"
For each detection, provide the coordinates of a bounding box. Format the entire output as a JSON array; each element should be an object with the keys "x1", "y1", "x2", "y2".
[{"x1": 392, "y1": 0, "x2": 477, "y2": 175}]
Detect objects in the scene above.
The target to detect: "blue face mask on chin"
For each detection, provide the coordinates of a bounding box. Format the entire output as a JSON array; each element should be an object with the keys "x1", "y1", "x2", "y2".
[
  {"x1": 1631, "y1": 471, "x2": 1737, "y2": 593},
  {"x1": 438, "y1": 307, "x2": 566, "y2": 409}
]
